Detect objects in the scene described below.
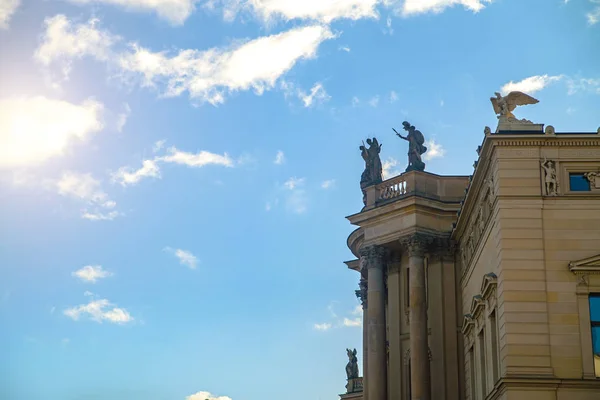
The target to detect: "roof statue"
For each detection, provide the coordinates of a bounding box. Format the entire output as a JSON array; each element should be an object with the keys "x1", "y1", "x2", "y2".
[
  {"x1": 490, "y1": 91, "x2": 542, "y2": 132},
  {"x1": 359, "y1": 137, "x2": 383, "y2": 205},
  {"x1": 393, "y1": 121, "x2": 427, "y2": 172},
  {"x1": 345, "y1": 348, "x2": 359, "y2": 380}
]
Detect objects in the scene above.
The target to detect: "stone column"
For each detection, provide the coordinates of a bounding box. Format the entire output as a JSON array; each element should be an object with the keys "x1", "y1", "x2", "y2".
[
  {"x1": 387, "y1": 254, "x2": 403, "y2": 400},
  {"x1": 356, "y1": 277, "x2": 368, "y2": 400},
  {"x1": 360, "y1": 246, "x2": 387, "y2": 400},
  {"x1": 403, "y1": 234, "x2": 431, "y2": 400}
]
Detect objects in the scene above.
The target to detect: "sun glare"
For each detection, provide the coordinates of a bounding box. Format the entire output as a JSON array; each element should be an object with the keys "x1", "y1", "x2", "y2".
[{"x1": 0, "y1": 96, "x2": 104, "y2": 168}]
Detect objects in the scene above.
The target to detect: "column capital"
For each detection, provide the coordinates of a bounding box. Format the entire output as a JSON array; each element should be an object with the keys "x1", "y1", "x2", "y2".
[
  {"x1": 399, "y1": 233, "x2": 434, "y2": 257},
  {"x1": 359, "y1": 245, "x2": 387, "y2": 270},
  {"x1": 355, "y1": 278, "x2": 368, "y2": 307}
]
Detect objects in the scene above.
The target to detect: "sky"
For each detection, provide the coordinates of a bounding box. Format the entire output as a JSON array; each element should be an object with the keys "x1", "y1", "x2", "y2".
[{"x1": 0, "y1": 1, "x2": 599, "y2": 399}]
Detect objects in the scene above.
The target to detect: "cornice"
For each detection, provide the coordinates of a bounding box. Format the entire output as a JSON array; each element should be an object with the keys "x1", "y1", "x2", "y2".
[
  {"x1": 568, "y1": 254, "x2": 600, "y2": 275},
  {"x1": 452, "y1": 131, "x2": 600, "y2": 241}
]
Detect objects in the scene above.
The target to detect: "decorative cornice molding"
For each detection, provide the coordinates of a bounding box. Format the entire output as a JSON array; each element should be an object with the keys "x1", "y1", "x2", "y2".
[{"x1": 568, "y1": 254, "x2": 600, "y2": 275}]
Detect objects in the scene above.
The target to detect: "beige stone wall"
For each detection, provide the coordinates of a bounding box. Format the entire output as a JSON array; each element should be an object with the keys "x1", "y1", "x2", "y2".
[{"x1": 456, "y1": 135, "x2": 600, "y2": 400}]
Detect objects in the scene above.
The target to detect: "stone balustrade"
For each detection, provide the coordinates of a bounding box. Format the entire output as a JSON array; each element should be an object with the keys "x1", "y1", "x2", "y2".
[{"x1": 364, "y1": 170, "x2": 467, "y2": 208}]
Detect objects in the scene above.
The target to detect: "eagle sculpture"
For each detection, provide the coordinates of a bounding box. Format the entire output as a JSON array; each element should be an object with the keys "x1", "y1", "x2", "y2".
[{"x1": 490, "y1": 91, "x2": 539, "y2": 120}]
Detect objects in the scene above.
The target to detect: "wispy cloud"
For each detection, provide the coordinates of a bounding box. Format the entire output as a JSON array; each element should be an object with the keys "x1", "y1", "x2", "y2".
[
  {"x1": 158, "y1": 147, "x2": 235, "y2": 167},
  {"x1": 36, "y1": 15, "x2": 336, "y2": 105},
  {"x1": 187, "y1": 391, "x2": 233, "y2": 400},
  {"x1": 0, "y1": 96, "x2": 104, "y2": 168},
  {"x1": 64, "y1": 294, "x2": 133, "y2": 324},
  {"x1": 399, "y1": 0, "x2": 494, "y2": 16},
  {"x1": 389, "y1": 90, "x2": 398, "y2": 103},
  {"x1": 566, "y1": 77, "x2": 600, "y2": 95},
  {"x1": 283, "y1": 177, "x2": 305, "y2": 190},
  {"x1": 217, "y1": 0, "x2": 379, "y2": 24},
  {"x1": 0, "y1": 0, "x2": 20, "y2": 29},
  {"x1": 65, "y1": 0, "x2": 197, "y2": 25},
  {"x1": 72, "y1": 265, "x2": 112, "y2": 283},
  {"x1": 500, "y1": 74, "x2": 562, "y2": 95},
  {"x1": 274, "y1": 150, "x2": 285, "y2": 165},
  {"x1": 339, "y1": 45, "x2": 351, "y2": 52},
  {"x1": 384, "y1": 15, "x2": 394, "y2": 34},
  {"x1": 56, "y1": 171, "x2": 120, "y2": 221},
  {"x1": 382, "y1": 157, "x2": 401, "y2": 179},
  {"x1": 298, "y1": 82, "x2": 330, "y2": 107},
  {"x1": 588, "y1": 1, "x2": 600, "y2": 24},
  {"x1": 321, "y1": 179, "x2": 335, "y2": 189},
  {"x1": 368, "y1": 95, "x2": 380, "y2": 107},
  {"x1": 351, "y1": 96, "x2": 360, "y2": 107},
  {"x1": 313, "y1": 322, "x2": 332, "y2": 331},
  {"x1": 116, "y1": 103, "x2": 131, "y2": 132},
  {"x1": 423, "y1": 139, "x2": 446, "y2": 161},
  {"x1": 164, "y1": 247, "x2": 199, "y2": 269},
  {"x1": 112, "y1": 159, "x2": 161, "y2": 186}
]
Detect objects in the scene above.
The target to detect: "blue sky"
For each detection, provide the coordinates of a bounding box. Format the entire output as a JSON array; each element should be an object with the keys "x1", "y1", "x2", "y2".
[{"x1": 1, "y1": 1, "x2": 599, "y2": 399}]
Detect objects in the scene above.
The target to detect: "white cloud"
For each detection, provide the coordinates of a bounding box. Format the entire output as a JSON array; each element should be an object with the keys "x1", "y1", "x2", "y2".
[
  {"x1": 164, "y1": 247, "x2": 199, "y2": 269},
  {"x1": 283, "y1": 176, "x2": 304, "y2": 190},
  {"x1": 339, "y1": 45, "x2": 351, "y2": 52},
  {"x1": 64, "y1": 296, "x2": 133, "y2": 324},
  {"x1": 286, "y1": 189, "x2": 307, "y2": 213},
  {"x1": 116, "y1": 103, "x2": 131, "y2": 132},
  {"x1": 382, "y1": 157, "x2": 401, "y2": 179},
  {"x1": 186, "y1": 391, "x2": 232, "y2": 400},
  {"x1": 423, "y1": 139, "x2": 446, "y2": 161},
  {"x1": 343, "y1": 317, "x2": 361, "y2": 327},
  {"x1": 588, "y1": 2, "x2": 600, "y2": 24},
  {"x1": 0, "y1": 96, "x2": 104, "y2": 168},
  {"x1": 35, "y1": 15, "x2": 119, "y2": 80},
  {"x1": 368, "y1": 95, "x2": 380, "y2": 107},
  {"x1": 153, "y1": 139, "x2": 167, "y2": 153},
  {"x1": 56, "y1": 171, "x2": 120, "y2": 221},
  {"x1": 159, "y1": 146, "x2": 235, "y2": 167},
  {"x1": 221, "y1": 0, "x2": 379, "y2": 24},
  {"x1": 72, "y1": 265, "x2": 112, "y2": 283},
  {"x1": 385, "y1": 15, "x2": 394, "y2": 34},
  {"x1": 118, "y1": 24, "x2": 335, "y2": 105},
  {"x1": 400, "y1": 0, "x2": 493, "y2": 16},
  {"x1": 389, "y1": 90, "x2": 398, "y2": 102},
  {"x1": 351, "y1": 96, "x2": 360, "y2": 107},
  {"x1": 313, "y1": 322, "x2": 332, "y2": 331},
  {"x1": 65, "y1": 0, "x2": 197, "y2": 25},
  {"x1": 274, "y1": 150, "x2": 285, "y2": 164},
  {"x1": 298, "y1": 82, "x2": 330, "y2": 107},
  {"x1": 112, "y1": 159, "x2": 161, "y2": 186},
  {"x1": 0, "y1": 0, "x2": 20, "y2": 29},
  {"x1": 321, "y1": 179, "x2": 335, "y2": 189},
  {"x1": 566, "y1": 77, "x2": 600, "y2": 95},
  {"x1": 500, "y1": 74, "x2": 562, "y2": 95}
]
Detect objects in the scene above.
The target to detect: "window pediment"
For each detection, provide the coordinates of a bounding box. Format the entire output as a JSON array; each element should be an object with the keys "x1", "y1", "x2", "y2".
[{"x1": 569, "y1": 254, "x2": 600, "y2": 275}]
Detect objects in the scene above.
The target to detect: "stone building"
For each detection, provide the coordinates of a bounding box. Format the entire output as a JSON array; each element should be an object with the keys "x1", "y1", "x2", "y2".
[{"x1": 341, "y1": 102, "x2": 600, "y2": 400}]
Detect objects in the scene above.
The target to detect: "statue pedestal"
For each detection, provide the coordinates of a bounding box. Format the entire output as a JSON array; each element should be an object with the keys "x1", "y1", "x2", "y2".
[
  {"x1": 496, "y1": 118, "x2": 544, "y2": 133},
  {"x1": 345, "y1": 377, "x2": 363, "y2": 394}
]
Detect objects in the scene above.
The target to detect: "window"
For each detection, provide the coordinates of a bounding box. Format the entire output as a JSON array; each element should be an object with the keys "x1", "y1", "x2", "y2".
[
  {"x1": 478, "y1": 330, "x2": 487, "y2": 397},
  {"x1": 489, "y1": 310, "x2": 500, "y2": 383},
  {"x1": 469, "y1": 346, "x2": 476, "y2": 399},
  {"x1": 570, "y1": 173, "x2": 591, "y2": 192},
  {"x1": 590, "y1": 294, "x2": 600, "y2": 377}
]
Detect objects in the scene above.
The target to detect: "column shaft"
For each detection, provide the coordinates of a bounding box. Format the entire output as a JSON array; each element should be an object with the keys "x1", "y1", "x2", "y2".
[
  {"x1": 361, "y1": 246, "x2": 387, "y2": 400},
  {"x1": 407, "y1": 238, "x2": 431, "y2": 400}
]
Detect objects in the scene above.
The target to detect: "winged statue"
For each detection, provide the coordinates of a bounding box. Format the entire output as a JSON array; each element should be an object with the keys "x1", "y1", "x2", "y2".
[{"x1": 490, "y1": 91, "x2": 539, "y2": 120}]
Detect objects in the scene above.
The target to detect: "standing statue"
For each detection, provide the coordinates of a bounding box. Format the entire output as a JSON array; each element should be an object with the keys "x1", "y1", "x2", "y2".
[
  {"x1": 541, "y1": 157, "x2": 558, "y2": 196},
  {"x1": 345, "y1": 348, "x2": 359, "y2": 379},
  {"x1": 393, "y1": 121, "x2": 427, "y2": 172},
  {"x1": 490, "y1": 91, "x2": 539, "y2": 122},
  {"x1": 359, "y1": 137, "x2": 383, "y2": 204}
]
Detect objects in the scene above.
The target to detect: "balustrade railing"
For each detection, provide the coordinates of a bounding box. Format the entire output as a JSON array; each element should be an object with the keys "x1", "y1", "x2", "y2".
[{"x1": 376, "y1": 175, "x2": 408, "y2": 201}]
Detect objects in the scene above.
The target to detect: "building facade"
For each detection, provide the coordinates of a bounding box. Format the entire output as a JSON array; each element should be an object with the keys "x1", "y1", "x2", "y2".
[{"x1": 342, "y1": 121, "x2": 600, "y2": 400}]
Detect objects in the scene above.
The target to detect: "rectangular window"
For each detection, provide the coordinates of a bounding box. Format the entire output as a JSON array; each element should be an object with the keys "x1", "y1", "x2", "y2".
[
  {"x1": 590, "y1": 294, "x2": 600, "y2": 377},
  {"x1": 478, "y1": 330, "x2": 487, "y2": 397},
  {"x1": 490, "y1": 310, "x2": 500, "y2": 383},
  {"x1": 570, "y1": 173, "x2": 591, "y2": 192},
  {"x1": 469, "y1": 346, "x2": 476, "y2": 399}
]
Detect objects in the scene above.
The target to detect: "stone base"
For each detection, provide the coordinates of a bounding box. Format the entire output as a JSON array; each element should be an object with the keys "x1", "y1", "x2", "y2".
[
  {"x1": 339, "y1": 391, "x2": 363, "y2": 400},
  {"x1": 496, "y1": 119, "x2": 544, "y2": 133},
  {"x1": 344, "y1": 377, "x2": 363, "y2": 394}
]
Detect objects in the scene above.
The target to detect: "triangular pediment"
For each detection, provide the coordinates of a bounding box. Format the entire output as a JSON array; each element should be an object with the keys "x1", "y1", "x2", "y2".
[{"x1": 568, "y1": 254, "x2": 600, "y2": 274}]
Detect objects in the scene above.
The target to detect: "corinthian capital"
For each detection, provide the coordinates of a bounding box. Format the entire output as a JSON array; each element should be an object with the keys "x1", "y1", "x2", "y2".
[
  {"x1": 359, "y1": 245, "x2": 387, "y2": 270},
  {"x1": 355, "y1": 278, "x2": 368, "y2": 307},
  {"x1": 400, "y1": 233, "x2": 434, "y2": 257}
]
